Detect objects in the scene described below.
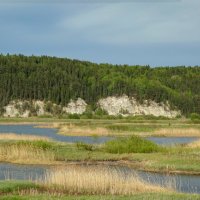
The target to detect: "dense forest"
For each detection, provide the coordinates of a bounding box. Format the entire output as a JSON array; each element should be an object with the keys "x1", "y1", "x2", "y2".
[{"x1": 0, "y1": 54, "x2": 199, "y2": 116}]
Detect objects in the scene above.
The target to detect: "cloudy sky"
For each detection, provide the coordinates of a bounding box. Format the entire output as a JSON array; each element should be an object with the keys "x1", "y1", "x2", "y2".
[{"x1": 0, "y1": 0, "x2": 199, "y2": 66}]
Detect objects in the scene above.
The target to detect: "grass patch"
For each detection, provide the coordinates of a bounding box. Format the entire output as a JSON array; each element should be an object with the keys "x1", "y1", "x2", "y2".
[
  {"x1": 104, "y1": 136, "x2": 161, "y2": 154},
  {"x1": 0, "y1": 181, "x2": 40, "y2": 194}
]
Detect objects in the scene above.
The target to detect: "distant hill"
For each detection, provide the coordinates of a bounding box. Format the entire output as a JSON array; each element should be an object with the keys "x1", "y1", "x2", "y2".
[{"x1": 0, "y1": 54, "x2": 199, "y2": 116}]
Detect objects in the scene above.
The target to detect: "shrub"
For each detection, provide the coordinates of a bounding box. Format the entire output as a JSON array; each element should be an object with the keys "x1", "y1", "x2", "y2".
[
  {"x1": 16, "y1": 140, "x2": 54, "y2": 151},
  {"x1": 68, "y1": 113, "x2": 80, "y2": 119},
  {"x1": 105, "y1": 135, "x2": 161, "y2": 154},
  {"x1": 76, "y1": 142, "x2": 94, "y2": 151},
  {"x1": 190, "y1": 113, "x2": 200, "y2": 120},
  {"x1": 95, "y1": 108, "x2": 108, "y2": 116}
]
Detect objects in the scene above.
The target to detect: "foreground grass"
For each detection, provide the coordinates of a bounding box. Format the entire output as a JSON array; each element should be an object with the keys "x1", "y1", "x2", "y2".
[
  {"x1": 1, "y1": 181, "x2": 200, "y2": 200},
  {"x1": 2, "y1": 193, "x2": 200, "y2": 200}
]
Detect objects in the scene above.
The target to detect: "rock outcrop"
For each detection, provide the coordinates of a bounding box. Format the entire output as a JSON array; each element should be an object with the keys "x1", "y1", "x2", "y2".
[
  {"x1": 98, "y1": 95, "x2": 180, "y2": 118},
  {"x1": 3, "y1": 98, "x2": 87, "y2": 117},
  {"x1": 63, "y1": 98, "x2": 87, "y2": 114},
  {"x1": 3, "y1": 96, "x2": 180, "y2": 118}
]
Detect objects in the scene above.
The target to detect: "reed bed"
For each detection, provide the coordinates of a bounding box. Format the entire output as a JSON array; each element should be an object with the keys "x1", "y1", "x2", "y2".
[
  {"x1": 0, "y1": 141, "x2": 55, "y2": 164},
  {"x1": 153, "y1": 128, "x2": 200, "y2": 137},
  {"x1": 0, "y1": 133, "x2": 50, "y2": 141},
  {"x1": 187, "y1": 139, "x2": 200, "y2": 148},
  {"x1": 59, "y1": 124, "x2": 110, "y2": 136},
  {"x1": 42, "y1": 165, "x2": 168, "y2": 195}
]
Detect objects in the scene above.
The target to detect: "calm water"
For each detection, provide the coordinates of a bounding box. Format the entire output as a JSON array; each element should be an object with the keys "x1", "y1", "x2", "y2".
[
  {"x1": 0, "y1": 163, "x2": 46, "y2": 181},
  {"x1": 148, "y1": 136, "x2": 197, "y2": 145},
  {"x1": 0, "y1": 125, "x2": 197, "y2": 145},
  {"x1": 0, "y1": 163, "x2": 200, "y2": 194},
  {"x1": 0, "y1": 124, "x2": 198, "y2": 145},
  {"x1": 0, "y1": 124, "x2": 111, "y2": 144}
]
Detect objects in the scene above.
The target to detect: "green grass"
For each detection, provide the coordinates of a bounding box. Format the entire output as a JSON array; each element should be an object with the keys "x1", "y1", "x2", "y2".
[
  {"x1": 104, "y1": 136, "x2": 161, "y2": 154},
  {"x1": 1, "y1": 193, "x2": 200, "y2": 200},
  {"x1": 0, "y1": 181, "x2": 200, "y2": 200},
  {"x1": 0, "y1": 181, "x2": 40, "y2": 194}
]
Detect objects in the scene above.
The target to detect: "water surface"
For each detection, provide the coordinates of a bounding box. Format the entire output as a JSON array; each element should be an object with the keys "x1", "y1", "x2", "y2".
[
  {"x1": 1, "y1": 162, "x2": 200, "y2": 194},
  {"x1": 0, "y1": 124, "x2": 198, "y2": 145}
]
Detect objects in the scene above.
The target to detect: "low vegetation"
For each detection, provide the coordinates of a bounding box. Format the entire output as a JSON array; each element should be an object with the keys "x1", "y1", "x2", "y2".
[{"x1": 104, "y1": 136, "x2": 161, "y2": 154}]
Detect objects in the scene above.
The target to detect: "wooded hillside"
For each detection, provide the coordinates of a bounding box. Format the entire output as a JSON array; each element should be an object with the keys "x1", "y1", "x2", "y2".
[{"x1": 0, "y1": 54, "x2": 199, "y2": 115}]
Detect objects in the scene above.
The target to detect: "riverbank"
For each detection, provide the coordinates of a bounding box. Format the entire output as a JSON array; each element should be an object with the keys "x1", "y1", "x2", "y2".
[{"x1": 1, "y1": 181, "x2": 200, "y2": 200}]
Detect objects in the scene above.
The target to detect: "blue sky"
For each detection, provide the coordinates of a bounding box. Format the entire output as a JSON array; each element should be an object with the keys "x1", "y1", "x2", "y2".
[{"x1": 0, "y1": 0, "x2": 200, "y2": 66}]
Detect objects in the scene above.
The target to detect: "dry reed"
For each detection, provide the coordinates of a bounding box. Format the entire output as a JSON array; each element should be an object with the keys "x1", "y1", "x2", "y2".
[
  {"x1": 153, "y1": 128, "x2": 200, "y2": 137},
  {"x1": 0, "y1": 143, "x2": 55, "y2": 164},
  {"x1": 187, "y1": 139, "x2": 200, "y2": 148},
  {"x1": 59, "y1": 124, "x2": 110, "y2": 136},
  {"x1": 42, "y1": 165, "x2": 168, "y2": 195},
  {"x1": 0, "y1": 133, "x2": 50, "y2": 141}
]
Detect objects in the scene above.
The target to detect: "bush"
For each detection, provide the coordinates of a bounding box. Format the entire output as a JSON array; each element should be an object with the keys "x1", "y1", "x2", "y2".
[
  {"x1": 68, "y1": 114, "x2": 80, "y2": 119},
  {"x1": 190, "y1": 113, "x2": 200, "y2": 120},
  {"x1": 16, "y1": 140, "x2": 54, "y2": 150},
  {"x1": 76, "y1": 142, "x2": 94, "y2": 151},
  {"x1": 105, "y1": 135, "x2": 161, "y2": 154},
  {"x1": 95, "y1": 108, "x2": 108, "y2": 116}
]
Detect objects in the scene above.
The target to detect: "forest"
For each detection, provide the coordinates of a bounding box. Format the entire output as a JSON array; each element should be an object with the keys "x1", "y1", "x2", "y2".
[{"x1": 0, "y1": 54, "x2": 199, "y2": 116}]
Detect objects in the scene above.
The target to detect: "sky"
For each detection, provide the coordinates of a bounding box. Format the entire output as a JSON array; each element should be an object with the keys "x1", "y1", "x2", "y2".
[{"x1": 0, "y1": 0, "x2": 200, "y2": 66}]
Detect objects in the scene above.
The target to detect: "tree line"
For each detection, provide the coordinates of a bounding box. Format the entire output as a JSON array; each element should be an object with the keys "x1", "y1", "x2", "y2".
[{"x1": 0, "y1": 54, "x2": 199, "y2": 115}]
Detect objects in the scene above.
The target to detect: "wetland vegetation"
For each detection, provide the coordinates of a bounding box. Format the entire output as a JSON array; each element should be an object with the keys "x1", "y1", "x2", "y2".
[{"x1": 0, "y1": 118, "x2": 200, "y2": 199}]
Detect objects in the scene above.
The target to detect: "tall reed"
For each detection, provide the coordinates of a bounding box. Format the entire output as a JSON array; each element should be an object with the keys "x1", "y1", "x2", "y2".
[
  {"x1": 153, "y1": 128, "x2": 200, "y2": 137},
  {"x1": 0, "y1": 133, "x2": 50, "y2": 141},
  {"x1": 0, "y1": 141, "x2": 55, "y2": 164},
  {"x1": 42, "y1": 165, "x2": 168, "y2": 195}
]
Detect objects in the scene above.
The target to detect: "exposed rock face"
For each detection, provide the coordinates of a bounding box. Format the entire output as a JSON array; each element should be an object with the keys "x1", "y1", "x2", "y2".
[
  {"x1": 3, "y1": 100, "x2": 45, "y2": 118},
  {"x1": 3, "y1": 96, "x2": 180, "y2": 118},
  {"x1": 63, "y1": 98, "x2": 87, "y2": 114},
  {"x1": 98, "y1": 95, "x2": 180, "y2": 118},
  {"x1": 3, "y1": 98, "x2": 87, "y2": 117}
]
